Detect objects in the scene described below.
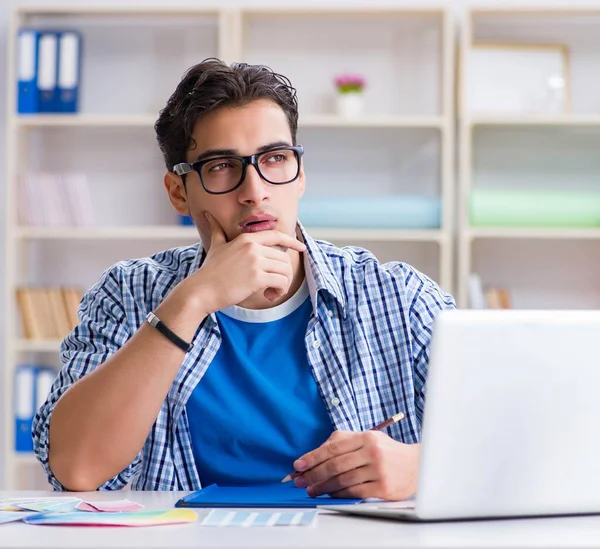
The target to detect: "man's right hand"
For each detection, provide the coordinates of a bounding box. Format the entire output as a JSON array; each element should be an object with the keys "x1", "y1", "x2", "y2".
[{"x1": 186, "y1": 212, "x2": 306, "y2": 315}]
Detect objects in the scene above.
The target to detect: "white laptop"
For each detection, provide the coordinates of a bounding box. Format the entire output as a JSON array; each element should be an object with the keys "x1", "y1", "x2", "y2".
[{"x1": 324, "y1": 309, "x2": 600, "y2": 521}]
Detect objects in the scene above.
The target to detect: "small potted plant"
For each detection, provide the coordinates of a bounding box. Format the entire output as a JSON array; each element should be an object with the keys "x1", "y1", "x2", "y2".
[{"x1": 334, "y1": 73, "x2": 366, "y2": 118}]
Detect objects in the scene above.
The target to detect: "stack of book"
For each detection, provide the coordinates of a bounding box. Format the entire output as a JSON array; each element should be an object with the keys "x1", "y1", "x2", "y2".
[
  {"x1": 469, "y1": 274, "x2": 512, "y2": 309},
  {"x1": 16, "y1": 287, "x2": 83, "y2": 340},
  {"x1": 484, "y1": 287, "x2": 512, "y2": 309}
]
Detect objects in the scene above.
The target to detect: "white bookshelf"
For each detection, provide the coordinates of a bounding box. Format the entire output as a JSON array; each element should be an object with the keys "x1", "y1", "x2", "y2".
[
  {"x1": 458, "y1": 7, "x2": 600, "y2": 309},
  {"x1": 3, "y1": 5, "x2": 454, "y2": 489}
]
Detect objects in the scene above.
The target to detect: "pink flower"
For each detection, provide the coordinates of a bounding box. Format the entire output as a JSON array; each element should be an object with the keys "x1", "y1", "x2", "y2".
[{"x1": 334, "y1": 73, "x2": 366, "y2": 93}]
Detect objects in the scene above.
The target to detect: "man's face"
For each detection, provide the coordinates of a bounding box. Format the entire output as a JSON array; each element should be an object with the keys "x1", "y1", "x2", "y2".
[{"x1": 178, "y1": 99, "x2": 305, "y2": 248}]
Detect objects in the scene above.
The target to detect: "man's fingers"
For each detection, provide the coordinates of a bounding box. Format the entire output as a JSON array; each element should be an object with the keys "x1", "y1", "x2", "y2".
[
  {"x1": 262, "y1": 274, "x2": 290, "y2": 297},
  {"x1": 206, "y1": 212, "x2": 227, "y2": 248},
  {"x1": 246, "y1": 230, "x2": 306, "y2": 253},
  {"x1": 327, "y1": 481, "x2": 379, "y2": 500},
  {"x1": 261, "y1": 256, "x2": 293, "y2": 275},
  {"x1": 295, "y1": 451, "x2": 366, "y2": 488},
  {"x1": 307, "y1": 466, "x2": 376, "y2": 498},
  {"x1": 264, "y1": 287, "x2": 284, "y2": 302},
  {"x1": 294, "y1": 432, "x2": 364, "y2": 473},
  {"x1": 261, "y1": 246, "x2": 294, "y2": 264}
]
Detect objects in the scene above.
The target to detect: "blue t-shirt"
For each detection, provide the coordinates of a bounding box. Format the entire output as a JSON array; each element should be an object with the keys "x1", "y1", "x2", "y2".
[{"x1": 186, "y1": 280, "x2": 333, "y2": 486}]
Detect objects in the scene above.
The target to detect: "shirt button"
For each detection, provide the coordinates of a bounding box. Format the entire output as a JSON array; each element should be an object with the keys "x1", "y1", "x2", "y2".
[
  {"x1": 331, "y1": 398, "x2": 340, "y2": 406},
  {"x1": 312, "y1": 339, "x2": 320, "y2": 349},
  {"x1": 326, "y1": 309, "x2": 333, "y2": 317}
]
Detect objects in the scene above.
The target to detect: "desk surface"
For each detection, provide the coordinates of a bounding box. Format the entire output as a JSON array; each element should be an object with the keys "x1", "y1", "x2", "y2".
[{"x1": 3, "y1": 490, "x2": 600, "y2": 549}]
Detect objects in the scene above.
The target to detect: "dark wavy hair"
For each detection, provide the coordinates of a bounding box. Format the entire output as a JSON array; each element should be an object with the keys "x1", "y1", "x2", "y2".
[{"x1": 155, "y1": 58, "x2": 299, "y2": 173}]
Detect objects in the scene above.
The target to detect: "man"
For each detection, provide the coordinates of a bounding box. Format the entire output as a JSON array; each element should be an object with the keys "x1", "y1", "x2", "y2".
[{"x1": 33, "y1": 59, "x2": 455, "y2": 499}]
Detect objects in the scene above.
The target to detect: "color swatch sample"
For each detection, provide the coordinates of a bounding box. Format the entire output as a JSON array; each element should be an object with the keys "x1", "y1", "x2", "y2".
[
  {"x1": 201, "y1": 509, "x2": 318, "y2": 527},
  {"x1": 0, "y1": 512, "x2": 40, "y2": 525},
  {"x1": 23, "y1": 509, "x2": 198, "y2": 527},
  {"x1": 15, "y1": 498, "x2": 81, "y2": 513},
  {"x1": 0, "y1": 497, "x2": 78, "y2": 512},
  {"x1": 76, "y1": 499, "x2": 144, "y2": 512},
  {"x1": 1, "y1": 497, "x2": 144, "y2": 514}
]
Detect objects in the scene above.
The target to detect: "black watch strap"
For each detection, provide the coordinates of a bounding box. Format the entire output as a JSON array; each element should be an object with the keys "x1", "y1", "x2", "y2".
[{"x1": 146, "y1": 312, "x2": 193, "y2": 353}]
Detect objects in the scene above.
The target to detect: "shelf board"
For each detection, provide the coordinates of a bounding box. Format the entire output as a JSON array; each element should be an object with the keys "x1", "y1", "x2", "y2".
[
  {"x1": 18, "y1": 5, "x2": 220, "y2": 16},
  {"x1": 244, "y1": 6, "x2": 446, "y2": 15},
  {"x1": 16, "y1": 339, "x2": 62, "y2": 352},
  {"x1": 309, "y1": 228, "x2": 446, "y2": 242},
  {"x1": 14, "y1": 114, "x2": 446, "y2": 130},
  {"x1": 16, "y1": 226, "x2": 445, "y2": 243},
  {"x1": 300, "y1": 115, "x2": 445, "y2": 129},
  {"x1": 467, "y1": 115, "x2": 600, "y2": 128},
  {"x1": 16, "y1": 226, "x2": 200, "y2": 241},
  {"x1": 14, "y1": 114, "x2": 157, "y2": 128},
  {"x1": 471, "y1": 6, "x2": 600, "y2": 16},
  {"x1": 467, "y1": 228, "x2": 600, "y2": 240}
]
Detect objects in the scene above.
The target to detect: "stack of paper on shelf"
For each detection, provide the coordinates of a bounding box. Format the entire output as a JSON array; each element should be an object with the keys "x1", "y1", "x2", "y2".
[
  {"x1": 18, "y1": 173, "x2": 95, "y2": 227},
  {"x1": 16, "y1": 287, "x2": 82, "y2": 340}
]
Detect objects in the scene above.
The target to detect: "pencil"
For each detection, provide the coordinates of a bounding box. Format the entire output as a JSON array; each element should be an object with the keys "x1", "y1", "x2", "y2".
[{"x1": 281, "y1": 411, "x2": 405, "y2": 483}]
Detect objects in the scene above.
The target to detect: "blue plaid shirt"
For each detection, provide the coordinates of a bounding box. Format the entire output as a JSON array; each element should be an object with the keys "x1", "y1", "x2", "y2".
[{"x1": 33, "y1": 225, "x2": 455, "y2": 491}]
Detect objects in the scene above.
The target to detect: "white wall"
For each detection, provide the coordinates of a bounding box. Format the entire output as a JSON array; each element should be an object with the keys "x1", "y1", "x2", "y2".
[{"x1": 2, "y1": 0, "x2": 600, "y2": 489}]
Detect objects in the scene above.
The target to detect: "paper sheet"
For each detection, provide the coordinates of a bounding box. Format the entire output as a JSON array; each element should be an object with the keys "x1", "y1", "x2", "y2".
[
  {"x1": 76, "y1": 499, "x2": 144, "y2": 512},
  {"x1": 0, "y1": 512, "x2": 40, "y2": 525},
  {"x1": 16, "y1": 499, "x2": 81, "y2": 513}
]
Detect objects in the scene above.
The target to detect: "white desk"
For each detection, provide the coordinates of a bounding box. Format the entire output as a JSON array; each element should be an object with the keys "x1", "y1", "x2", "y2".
[{"x1": 2, "y1": 490, "x2": 600, "y2": 549}]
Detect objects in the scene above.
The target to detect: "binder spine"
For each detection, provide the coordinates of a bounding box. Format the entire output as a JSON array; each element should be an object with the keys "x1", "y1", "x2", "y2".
[
  {"x1": 14, "y1": 365, "x2": 37, "y2": 452},
  {"x1": 17, "y1": 29, "x2": 39, "y2": 114},
  {"x1": 37, "y1": 32, "x2": 58, "y2": 113},
  {"x1": 57, "y1": 31, "x2": 81, "y2": 113}
]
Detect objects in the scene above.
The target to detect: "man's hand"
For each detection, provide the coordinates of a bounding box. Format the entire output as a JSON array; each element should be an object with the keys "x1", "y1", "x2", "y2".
[
  {"x1": 292, "y1": 431, "x2": 420, "y2": 501},
  {"x1": 189, "y1": 213, "x2": 306, "y2": 314}
]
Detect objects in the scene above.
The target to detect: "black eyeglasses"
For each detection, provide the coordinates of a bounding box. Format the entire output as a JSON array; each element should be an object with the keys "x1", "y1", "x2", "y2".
[{"x1": 173, "y1": 145, "x2": 304, "y2": 195}]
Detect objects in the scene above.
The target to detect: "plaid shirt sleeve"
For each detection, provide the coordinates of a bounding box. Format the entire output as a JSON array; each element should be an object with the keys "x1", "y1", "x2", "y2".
[
  {"x1": 402, "y1": 265, "x2": 456, "y2": 425},
  {"x1": 32, "y1": 265, "x2": 142, "y2": 491}
]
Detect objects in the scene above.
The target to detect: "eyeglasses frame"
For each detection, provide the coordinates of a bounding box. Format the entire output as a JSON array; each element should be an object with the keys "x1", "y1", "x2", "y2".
[{"x1": 172, "y1": 145, "x2": 304, "y2": 195}]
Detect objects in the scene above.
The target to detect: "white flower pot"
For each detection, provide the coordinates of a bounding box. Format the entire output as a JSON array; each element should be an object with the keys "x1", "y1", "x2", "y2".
[{"x1": 336, "y1": 92, "x2": 364, "y2": 118}]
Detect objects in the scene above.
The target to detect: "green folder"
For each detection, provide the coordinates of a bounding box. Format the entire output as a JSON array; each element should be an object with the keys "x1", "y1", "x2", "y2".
[{"x1": 469, "y1": 188, "x2": 600, "y2": 228}]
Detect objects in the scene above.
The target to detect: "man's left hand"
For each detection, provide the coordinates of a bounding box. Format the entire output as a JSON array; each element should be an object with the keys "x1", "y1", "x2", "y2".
[{"x1": 292, "y1": 431, "x2": 420, "y2": 501}]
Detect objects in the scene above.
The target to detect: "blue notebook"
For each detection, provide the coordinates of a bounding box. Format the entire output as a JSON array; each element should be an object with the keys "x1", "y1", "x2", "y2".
[{"x1": 175, "y1": 483, "x2": 362, "y2": 508}]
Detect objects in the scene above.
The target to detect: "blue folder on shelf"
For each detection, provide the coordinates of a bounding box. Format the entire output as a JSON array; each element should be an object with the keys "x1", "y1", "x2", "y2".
[
  {"x1": 17, "y1": 29, "x2": 41, "y2": 114},
  {"x1": 175, "y1": 483, "x2": 362, "y2": 509}
]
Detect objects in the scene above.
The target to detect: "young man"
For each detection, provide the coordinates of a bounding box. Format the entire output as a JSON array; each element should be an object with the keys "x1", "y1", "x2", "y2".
[{"x1": 33, "y1": 59, "x2": 455, "y2": 499}]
